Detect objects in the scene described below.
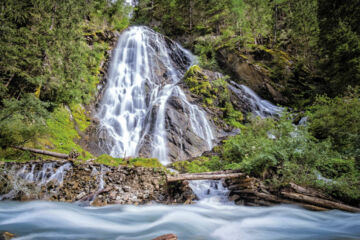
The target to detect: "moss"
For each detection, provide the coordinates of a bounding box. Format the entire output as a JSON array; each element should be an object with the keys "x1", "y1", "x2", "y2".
[
  {"x1": 172, "y1": 156, "x2": 224, "y2": 173},
  {"x1": 34, "y1": 106, "x2": 94, "y2": 161},
  {"x1": 95, "y1": 154, "x2": 125, "y2": 166},
  {"x1": 129, "y1": 157, "x2": 163, "y2": 168},
  {"x1": 94, "y1": 154, "x2": 163, "y2": 168},
  {"x1": 184, "y1": 65, "x2": 226, "y2": 106},
  {"x1": 184, "y1": 65, "x2": 244, "y2": 129},
  {"x1": 223, "y1": 102, "x2": 244, "y2": 128},
  {"x1": 70, "y1": 104, "x2": 91, "y2": 132}
]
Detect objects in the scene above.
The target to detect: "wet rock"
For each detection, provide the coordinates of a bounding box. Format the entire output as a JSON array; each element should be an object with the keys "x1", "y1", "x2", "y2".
[
  {"x1": 0, "y1": 161, "x2": 198, "y2": 206},
  {"x1": 76, "y1": 192, "x2": 86, "y2": 200},
  {"x1": 165, "y1": 95, "x2": 211, "y2": 162},
  {"x1": 152, "y1": 233, "x2": 178, "y2": 240},
  {"x1": 216, "y1": 48, "x2": 287, "y2": 104},
  {"x1": 1, "y1": 232, "x2": 15, "y2": 240}
]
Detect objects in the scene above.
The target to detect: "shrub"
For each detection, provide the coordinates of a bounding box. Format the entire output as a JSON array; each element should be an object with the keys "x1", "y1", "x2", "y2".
[
  {"x1": 307, "y1": 93, "x2": 360, "y2": 161},
  {"x1": 220, "y1": 113, "x2": 360, "y2": 203}
]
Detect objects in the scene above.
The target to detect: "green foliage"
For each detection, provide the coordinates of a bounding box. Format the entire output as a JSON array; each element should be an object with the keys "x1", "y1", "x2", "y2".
[
  {"x1": 0, "y1": 0, "x2": 129, "y2": 150},
  {"x1": 95, "y1": 154, "x2": 163, "y2": 168},
  {"x1": 70, "y1": 104, "x2": 91, "y2": 132},
  {"x1": 316, "y1": 158, "x2": 357, "y2": 179},
  {"x1": 129, "y1": 157, "x2": 163, "y2": 168},
  {"x1": 222, "y1": 115, "x2": 360, "y2": 202},
  {"x1": 0, "y1": 94, "x2": 49, "y2": 148},
  {"x1": 41, "y1": 106, "x2": 93, "y2": 160},
  {"x1": 172, "y1": 156, "x2": 224, "y2": 173},
  {"x1": 95, "y1": 154, "x2": 123, "y2": 166},
  {"x1": 318, "y1": 0, "x2": 360, "y2": 95},
  {"x1": 307, "y1": 93, "x2": 360, "y2": 160},
  {"x1": 223, "y1": 102, "x2": 243, "y2": 128},
  {"x1": 194, "y1": 40, "x2": 220, "y2": 70},
  {"x1": 184, "y1": 66, "x2": 243, "y2": 128},
  {"x1": 175, "y1": 113, "x2": 359, "y2": 203}
]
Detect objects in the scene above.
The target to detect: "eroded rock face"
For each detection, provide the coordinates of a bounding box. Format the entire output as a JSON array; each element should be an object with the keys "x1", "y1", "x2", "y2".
[
  {"x1": 165, "y1": 95, "x2": 210, "y2": 161},
  {"x1": 216, "y1": 48, "x2": 287, "y2": 104},
  {"x1": 0, "y1": 161, "x2": 195, "y2": 206}
]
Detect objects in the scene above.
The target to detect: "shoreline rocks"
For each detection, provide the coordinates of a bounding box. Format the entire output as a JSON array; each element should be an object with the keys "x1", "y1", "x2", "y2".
[{"x1": 0, "y1": 161, "x2": 195, "y2": 206}]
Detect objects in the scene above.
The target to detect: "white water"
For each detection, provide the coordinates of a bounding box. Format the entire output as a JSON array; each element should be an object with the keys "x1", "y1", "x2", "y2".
[
  {"x1": 97, "y1": 26, "x2": 214, "y2": 164},
  {"x1": 1, "y1": 201, "x2": 359, "y2": 240},
  {"x1": 15, "y1": 162, "x2": 71, "y2": 185},
  {"x1": 228, "y1": 80, "x2": 283, "y2": 118},
  {"x1": 0, "y1": 162, "x2": 72, "y2": 201},
  {"x1": 189, "y1": 180, "x2": 231, "y2": 205}
]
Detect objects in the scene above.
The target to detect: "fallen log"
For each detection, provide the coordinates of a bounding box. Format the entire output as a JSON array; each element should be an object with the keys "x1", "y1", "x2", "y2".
[
  {"x1": 13, "y1": 146, "x2": 79, "y2": 159},
  {"x1": 289, "y1": 182, "x2": 329, "y2": 199},
  {"x1": 188, "y1": 169, "x2": 244, "y2": 175},
  {"x1": 281, "y1": 191, "x2": 360, "y2": 213},
  {"x1": 167, "y1": 172, "x2": 245, "y2": 182}
]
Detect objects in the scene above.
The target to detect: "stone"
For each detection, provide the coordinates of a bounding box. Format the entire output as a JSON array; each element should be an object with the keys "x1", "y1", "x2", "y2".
[
  {"x1": 109, "y1": 191, "x2": 117, "y2": 199},
  {"x1": 76, "y1": 192, "x2": 86, "y2": 200},
  {"x1": 0, "y1": 161, "x2": 195, "y2": 206},
  {"x1": 2, "y1": 232, "x2": 15, "y2": 240},
  {"x1": 152, "y1": 233, "x2": 178, "y2": 240}
]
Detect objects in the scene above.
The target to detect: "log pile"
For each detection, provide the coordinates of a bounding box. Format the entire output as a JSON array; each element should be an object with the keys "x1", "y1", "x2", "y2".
[
  {"x1": 167, "y1": 170, "x2": 360, "y2": 212},
  {"x1": 225, "y1": 177, "x2": 360, "y2": 213}
]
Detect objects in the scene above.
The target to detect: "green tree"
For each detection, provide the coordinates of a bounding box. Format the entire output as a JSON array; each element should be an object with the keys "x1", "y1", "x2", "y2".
[{"x1": 318, "y1": 0, "x2": 360, "y2": 95}]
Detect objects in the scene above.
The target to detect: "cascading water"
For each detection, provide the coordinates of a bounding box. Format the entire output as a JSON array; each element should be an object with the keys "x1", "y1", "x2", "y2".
[
  {"x1": 97, "y1": 26, "x2": 214, "y2": 164},
  {"x1": 189, "y1": 180, "x2": 231, "y2": 204},
  {"x1": 188, "y1": 81, "x2": 283, "y2": 204},
  {"x1": 0, "y1": 162, "x2": 72, "y2": 201},
  {"x1": 228, "y1": 80, "x2": 283, "y2": 118}
]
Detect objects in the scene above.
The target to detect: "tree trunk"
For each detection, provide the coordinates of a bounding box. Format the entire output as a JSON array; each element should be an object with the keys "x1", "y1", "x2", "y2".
[
  {"x1": 167, "y1": 172, "x2": 245, "y2": 182},
  {"x1": 281, "y1": 191, "x2": 360, "y2": 213},
  {"x1": 189, "y1": 0, "x2": 193, "y2": 31},
  {"x1": 13, "y1": 146, "x2": 72, "y2": 159}
]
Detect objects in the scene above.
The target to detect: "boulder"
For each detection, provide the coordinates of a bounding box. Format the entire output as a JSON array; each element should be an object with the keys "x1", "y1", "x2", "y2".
[{"x1": 152, "y1": 233, "x2": 178, "y2": 240}]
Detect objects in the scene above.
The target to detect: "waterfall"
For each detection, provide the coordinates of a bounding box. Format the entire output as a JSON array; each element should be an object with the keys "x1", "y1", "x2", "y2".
[
  {"x1": 189, "y1": 180, "x2": 231, "y2": 204},
  {"x1": 97, "y1": 26, "x2": 214, "y2": 164},
  {"x1": 0, "y1": 162, "x2": 72, "y2": 201},
  {"x1": 228, "y1": 81, "x2": 283, "y2": 118}
]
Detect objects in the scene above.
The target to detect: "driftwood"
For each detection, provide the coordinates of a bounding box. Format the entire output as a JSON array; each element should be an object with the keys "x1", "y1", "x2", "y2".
[
  {"x1": 167, "y1": 172, "x2": 245, "y2": 182},
  {"x1": 187, "y1": 169, "x2": 244, "y2": 175},
  {"x1": 13, "y1": 146, "x2": 79, "y2": 159},
  {"x1": 281, "y1": 191, "x2": 360, "y2": 213},
  {"x1": 227, "y1": 177, "x2": 359, "y2": 212}
]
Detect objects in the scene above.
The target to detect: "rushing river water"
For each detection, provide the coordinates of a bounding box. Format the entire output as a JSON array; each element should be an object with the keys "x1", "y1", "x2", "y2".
[{"x1": 0, "y1": 201, "x2": 360, "y2": 240}]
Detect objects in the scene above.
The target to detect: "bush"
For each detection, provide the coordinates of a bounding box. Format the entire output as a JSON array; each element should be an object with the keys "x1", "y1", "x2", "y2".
[
  {"x1": 307, "y1": 92, "x2": 360, "y2": 164},
  {"x1": 219, "y1": 113, "x2": 359, "y2": 203}
]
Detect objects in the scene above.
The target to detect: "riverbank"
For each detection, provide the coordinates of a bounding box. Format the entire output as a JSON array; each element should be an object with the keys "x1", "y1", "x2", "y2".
[
  {"x1": 0, "y1": 160, "x2": 194, "y2": 205},
  {"x1": 1, "y1": 160, "x2": 359, "y2": 212}
]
